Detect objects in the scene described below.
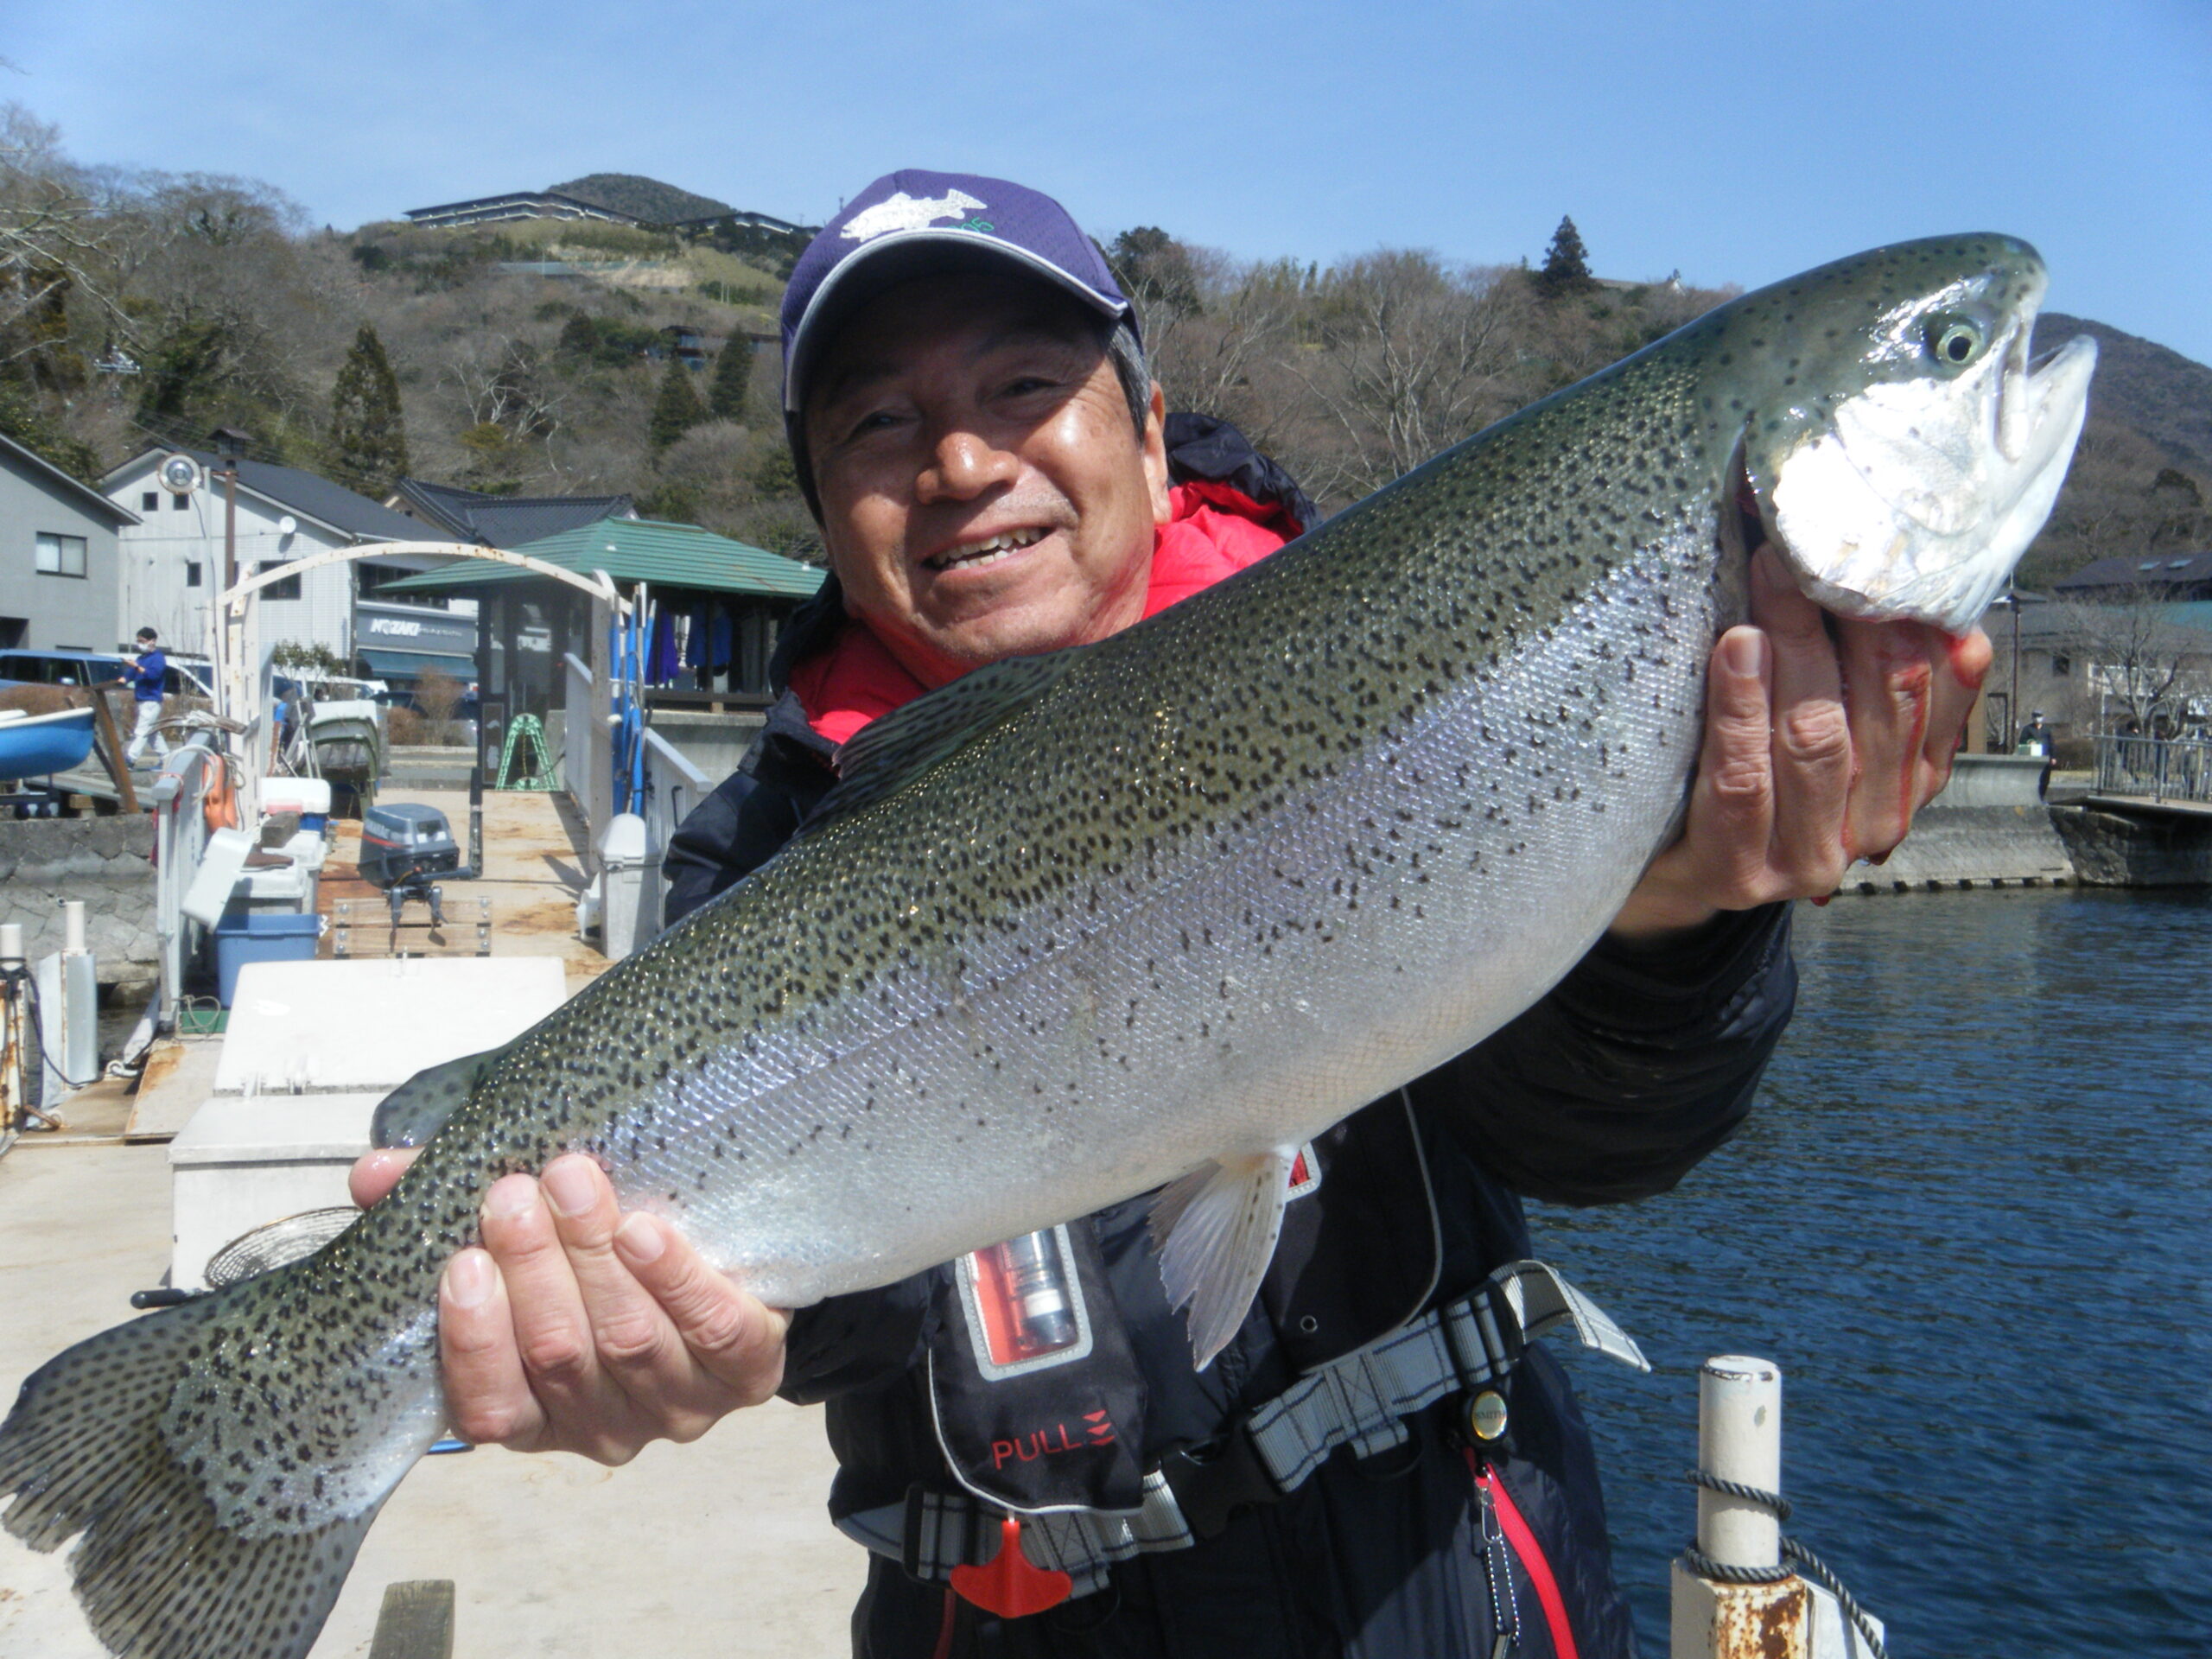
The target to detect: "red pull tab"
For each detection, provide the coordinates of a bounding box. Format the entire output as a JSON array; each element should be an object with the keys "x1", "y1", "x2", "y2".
[{"x1": 948, "y1": 1515, "x2": 1073, "y2": 1619}]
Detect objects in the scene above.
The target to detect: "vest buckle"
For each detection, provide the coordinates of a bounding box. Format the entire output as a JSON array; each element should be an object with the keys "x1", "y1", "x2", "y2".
[{"x1": 1157, "y1": 1422, "x2": 1281, "y2": 1539}]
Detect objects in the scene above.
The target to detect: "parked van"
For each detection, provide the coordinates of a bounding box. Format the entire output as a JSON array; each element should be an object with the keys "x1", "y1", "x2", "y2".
[{"x1": 0, "y1": 649, "x2": 207, "y2": 696}]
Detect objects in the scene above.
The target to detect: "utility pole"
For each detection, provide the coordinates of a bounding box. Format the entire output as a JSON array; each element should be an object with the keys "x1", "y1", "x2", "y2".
[
  {"x1": 212, "y1": 427, "x2": 249, "y2": 728},
  {"x1": 2005, "y1": 584, "x2": 2021, "y2": 751}
]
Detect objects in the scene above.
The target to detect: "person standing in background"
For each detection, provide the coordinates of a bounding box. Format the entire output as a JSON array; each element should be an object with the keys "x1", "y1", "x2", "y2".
[{"x1": 120, "y1": 626, "x2": 168, "y2": 766}]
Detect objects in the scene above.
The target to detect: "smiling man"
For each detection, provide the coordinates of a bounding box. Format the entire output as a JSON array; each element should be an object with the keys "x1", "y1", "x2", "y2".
[{"x1": 353, "y1": 170, "x2": 1984, "y2": 1657}]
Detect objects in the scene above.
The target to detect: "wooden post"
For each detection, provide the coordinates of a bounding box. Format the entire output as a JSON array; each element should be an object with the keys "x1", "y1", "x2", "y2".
[
  {"x1": 367, "y1": 1580, "x2": 454, "y2": 1659},
  {"x1": 90, "y1": 682, "x2": 139, "y2": 814}
]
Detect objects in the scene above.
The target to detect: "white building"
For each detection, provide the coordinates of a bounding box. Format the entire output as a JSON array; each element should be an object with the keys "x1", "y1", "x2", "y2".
[{"x1": 101, "y1": 448, "x2": 474, "y2": 670}]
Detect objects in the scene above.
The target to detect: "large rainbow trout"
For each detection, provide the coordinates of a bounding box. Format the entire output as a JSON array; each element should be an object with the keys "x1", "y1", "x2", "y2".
[{"x1": 2, "y1": 235, "x2": 2092, "y2": 1657}]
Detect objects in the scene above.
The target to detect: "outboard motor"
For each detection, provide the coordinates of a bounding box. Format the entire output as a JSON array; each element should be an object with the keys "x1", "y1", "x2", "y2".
[{"x1": 358, "y1": 803, "x2": 462, "y2": 932}]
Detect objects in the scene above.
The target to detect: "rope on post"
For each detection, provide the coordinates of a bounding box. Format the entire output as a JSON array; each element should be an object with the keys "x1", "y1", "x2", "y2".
[{"x1": 1681, "y1": 1468, "x2": 1890, "y2": 1659}]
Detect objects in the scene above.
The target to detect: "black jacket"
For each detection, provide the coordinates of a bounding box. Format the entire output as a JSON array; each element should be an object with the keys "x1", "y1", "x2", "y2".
[{"x1": 659, "y1": 418, "x2": 1795, "y2": 1658}]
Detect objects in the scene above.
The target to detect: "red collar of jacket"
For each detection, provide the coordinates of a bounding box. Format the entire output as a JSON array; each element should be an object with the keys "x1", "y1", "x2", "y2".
[{"x1": 791, "y1": 481, "x2": 1295, "y2": 748}]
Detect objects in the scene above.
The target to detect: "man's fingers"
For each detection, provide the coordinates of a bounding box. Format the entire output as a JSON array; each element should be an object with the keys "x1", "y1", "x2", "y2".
[
  {"x1": 1925, "y1": 627, "x2": 1993, "y2": 787},
  {"x1": 539, "y1": 1157, "x2": 684, "y2": 1374},
  {"x1": 1753, "y1": 550, "x2": 1852, "y2": 883},
  {"x1": 479, "y1": 1172, "x2": 605, "y2": 1400},
  {"x1": 439, "y1": 1247, "x2": 549, "y2": 1450},
  {"x1": 612, "y1": 1214, "x2": 789, "y2": 1408},
  {"x1": 1836, "y1": 619, "x2": 1939, "y2": 861},
  {"x1": 1688, "y1": 626, "x2": 1777, "y2": 886},
  {"x1": 348, "y1": 1147, "x2": 419, "y2": 1210}
]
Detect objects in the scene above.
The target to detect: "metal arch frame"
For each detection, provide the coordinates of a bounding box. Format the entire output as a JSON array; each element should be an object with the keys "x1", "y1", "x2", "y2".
[
  {"x1": 213, "y1": 540, "x2": 631, "y2": 818},
  {"x1": 218, "y1": 540, "x2": 626, "y2": 611}
]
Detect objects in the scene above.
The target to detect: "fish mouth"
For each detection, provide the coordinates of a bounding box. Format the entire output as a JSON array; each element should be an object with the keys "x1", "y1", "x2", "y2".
[{"x1": 1758, "y1": 294, "x2": 2097, "y2": 634}]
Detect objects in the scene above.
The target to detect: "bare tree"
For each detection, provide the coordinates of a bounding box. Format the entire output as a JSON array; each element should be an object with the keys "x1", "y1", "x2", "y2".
[
  {"x1": 1287, "y1": 252, "x2": 1533, "y2": 502},
  {"x1": 1142, "y1": 251, "x2": 1305, "y2": 448},
  {"x1": 2047, "y1": 586, "x2": 2212, "y2": 734}
]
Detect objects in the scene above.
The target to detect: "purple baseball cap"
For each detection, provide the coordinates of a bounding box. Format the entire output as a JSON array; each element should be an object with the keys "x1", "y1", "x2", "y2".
[{"x1": 779, "y1": 168, "x2": 1135, "y2": 421}]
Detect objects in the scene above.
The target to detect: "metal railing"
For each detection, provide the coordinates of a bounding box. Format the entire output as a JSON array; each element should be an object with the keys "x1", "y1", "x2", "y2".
[
  {"x1": 2093, "y1": 734, "x2": 2212, "y2": 804},
  {"x1": 144, "y1": 741, "x2": 226, "y2": 1029}
]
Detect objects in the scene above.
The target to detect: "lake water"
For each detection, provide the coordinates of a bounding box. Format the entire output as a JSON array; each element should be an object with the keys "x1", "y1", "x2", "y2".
[{"x1": 1529, "y1": 887, "x2": 2212, "y2": 1658}]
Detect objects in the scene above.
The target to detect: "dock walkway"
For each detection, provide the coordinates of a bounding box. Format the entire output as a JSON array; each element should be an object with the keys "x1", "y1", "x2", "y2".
[{"x1": 2, "y1": 786, "x2": 870, "y2": 1656}]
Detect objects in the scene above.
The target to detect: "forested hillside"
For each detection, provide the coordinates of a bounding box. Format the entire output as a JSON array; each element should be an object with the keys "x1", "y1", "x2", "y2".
[{"x1": 3, "y1": 103, "x2": 2202, "y2": 588}]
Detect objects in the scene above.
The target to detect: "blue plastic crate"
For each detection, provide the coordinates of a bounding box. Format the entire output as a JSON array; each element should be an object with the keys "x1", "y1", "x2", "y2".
[{"x1": 213, "y1": 910, "x2": 323, "y2": 1006}]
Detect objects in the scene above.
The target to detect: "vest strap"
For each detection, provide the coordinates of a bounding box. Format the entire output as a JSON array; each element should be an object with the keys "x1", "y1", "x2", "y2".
[{"x1": 839, "y1": 1260, "x2": 1647, "y2": 1598}]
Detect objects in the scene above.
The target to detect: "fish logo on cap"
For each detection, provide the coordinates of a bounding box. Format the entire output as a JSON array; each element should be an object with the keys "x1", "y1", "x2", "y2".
[{"x1": 842, "y1": 188, "x2": 989, "y2": 243}]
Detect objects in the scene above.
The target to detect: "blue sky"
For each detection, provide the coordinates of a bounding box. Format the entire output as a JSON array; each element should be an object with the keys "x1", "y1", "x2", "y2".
[{"x1": 12, "y1": 1, "x2": 2210, "y2": 363}]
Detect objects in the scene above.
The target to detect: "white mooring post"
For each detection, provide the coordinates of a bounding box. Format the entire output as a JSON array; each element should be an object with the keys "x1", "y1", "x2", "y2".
[{"x1": 1670, "y1": 1356, "x2": 1883, "y2": 1659}]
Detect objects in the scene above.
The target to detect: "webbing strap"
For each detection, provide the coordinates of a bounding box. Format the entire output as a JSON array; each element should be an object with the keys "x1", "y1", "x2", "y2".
[
  {"x1": 840, "y1": 1260, "x2": 1646, "y2": 1593},
  {"x1": 1243, "y1": 1261, "x2": 1647, "y2": 1492}
]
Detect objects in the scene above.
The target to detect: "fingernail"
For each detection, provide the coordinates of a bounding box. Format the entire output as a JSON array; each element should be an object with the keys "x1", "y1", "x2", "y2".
[
  {"x1": 1722, "y1": 630, "x2": 1765, "y2": 679},
  {"x1": 447, "y1": 1249, "x2": 493, "y2": 1309},
  {"x1": 542, "y1": 1160, "x2": 596, "y2": 1219},
  {"x1": 484, "y1": 1174, "x2": 537, "y2": 1224},
  {"x1": 614, "y1": 1213, "x2": 665, "y2": 1266}
]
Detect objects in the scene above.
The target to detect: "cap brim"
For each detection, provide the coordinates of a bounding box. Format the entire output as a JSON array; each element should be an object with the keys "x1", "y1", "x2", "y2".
[{"x1": 784, "y1": 228, "x2": 1130, "y2": 415}]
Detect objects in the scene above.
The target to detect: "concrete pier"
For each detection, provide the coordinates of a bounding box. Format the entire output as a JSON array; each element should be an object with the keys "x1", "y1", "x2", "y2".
[
  {"x1": 1837, "y1": 754, "x2": 2078, "y2": 893},
  {"x1": 0, "y1": 1138, "x2": 864, "y2": 1657}
]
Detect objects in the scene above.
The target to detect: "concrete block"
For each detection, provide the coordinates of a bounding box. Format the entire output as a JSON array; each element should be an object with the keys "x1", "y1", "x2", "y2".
[
  {"x1": 215, "y1": 957, "x2": 568, "y2": 1095},
  {"x1": 1930, "y1": 753, "x2": 2049, "y2": 809},
  {"x1": 168, "y1": 1093, "x2": 382, "y2": 1288},
  {"x1": 1860, "y1": 804, "x2": 2075, "y2": 888},
  {"x1": 2050, "y1": 804, "x2": 2212, "y2": 887},
  {"x1": 0, "y1": 815, "x2": 159, "y2": 985}
]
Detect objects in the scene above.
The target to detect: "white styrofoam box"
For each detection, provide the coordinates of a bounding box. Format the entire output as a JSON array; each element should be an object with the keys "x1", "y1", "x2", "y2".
[
  {"x1": 261, "y1": 777, "x2": 333, "y2": 817},
  {"x1": 168, "y1": 1093, "x2": 382, "y2": 1289},
  {"x1": 233, "y1": 861, "x2": 316, "y2": 906},
  {"x1": 214, "y1": 956, "x2": 567, "y2": 1096}
]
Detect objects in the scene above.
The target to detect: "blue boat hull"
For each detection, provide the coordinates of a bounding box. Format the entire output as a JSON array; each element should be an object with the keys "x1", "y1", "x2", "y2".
[{"x1": 0, "y1": 708, "x2": 99, "y2": 778}]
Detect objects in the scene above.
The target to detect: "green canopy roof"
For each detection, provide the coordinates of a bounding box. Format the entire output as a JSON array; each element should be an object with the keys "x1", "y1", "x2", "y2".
[{"x1": 381, "y1": 518, "x2": 825, "y2": 601}]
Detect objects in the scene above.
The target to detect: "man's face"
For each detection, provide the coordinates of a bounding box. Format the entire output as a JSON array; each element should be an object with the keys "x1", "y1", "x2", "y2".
[{"x1": 803, "y1": 270, "x2": 1169, "y2": 690}]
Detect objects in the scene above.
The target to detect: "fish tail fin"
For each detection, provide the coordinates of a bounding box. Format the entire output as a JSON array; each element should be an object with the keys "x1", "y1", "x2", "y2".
[{"x1": 2, "y1": 1290, "x2": 396, "y2": 1659}]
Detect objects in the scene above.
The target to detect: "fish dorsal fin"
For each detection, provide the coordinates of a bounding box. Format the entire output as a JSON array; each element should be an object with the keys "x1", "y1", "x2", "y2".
[
  {"x1": 1147, "y1": 1148, "x2": 1299, "y2": 1370},
  {"x1": 368, "y1": 1045, "x2": 508, "y2": 1149},
  {"x1": 804, "y1": 648, "x2": 1086, "y2": 832}
]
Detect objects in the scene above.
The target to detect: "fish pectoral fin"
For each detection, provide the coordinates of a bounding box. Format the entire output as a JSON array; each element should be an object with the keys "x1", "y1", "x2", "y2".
[
  {"x1": 368, "y1": 1044, "x2": 507, "y2": 1149},
  {"x1": 804, "y1": 647, "x2": 1090, "y2": 830},
  {"x1": 1147, "y1": 1147, "x2": 1298, "y2": 1371}
]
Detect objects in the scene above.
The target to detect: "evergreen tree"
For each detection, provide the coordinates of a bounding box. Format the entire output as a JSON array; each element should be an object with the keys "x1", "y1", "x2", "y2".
[
  {"x1": 648, "y1": 351, "x2": 707, "y2": 451},
  {"x1": 328, "y1": 324, "x2": 410, "y2": 495},
  {"x1": 707, "y1": 338, "x2": 754, "y2": 424},
  {"x1": 556, "y1": 311, "x2": 601, "y2": 360},
  {"x1": 1536, "y1": 216, "x2": 1593, "y2": 299}
]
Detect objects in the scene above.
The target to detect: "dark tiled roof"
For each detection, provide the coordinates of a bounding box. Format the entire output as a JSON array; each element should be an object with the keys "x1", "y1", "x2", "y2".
[
  {"x1": 109, "y1": 448, "x2": 422, "y2": 541},
  {"x1": 2053, "y1": 552, "x2": 2212, "y2": 591},
  {"x1": 391, "y1": 479, "x2": 635, "y2": 548}
]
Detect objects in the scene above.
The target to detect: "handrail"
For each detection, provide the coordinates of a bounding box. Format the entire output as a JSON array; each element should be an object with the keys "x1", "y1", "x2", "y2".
[
  {"x1": 2093, "y1": 734, "x2": 2212, "y2": 805},
  {"x1": 641, "y1": 725, "x2": 711, "y2": 791}
]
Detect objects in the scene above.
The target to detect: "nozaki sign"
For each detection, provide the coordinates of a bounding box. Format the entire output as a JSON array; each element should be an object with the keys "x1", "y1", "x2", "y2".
[{"x1": 357, "y1": 603, "x2": 475, "y2": 654}]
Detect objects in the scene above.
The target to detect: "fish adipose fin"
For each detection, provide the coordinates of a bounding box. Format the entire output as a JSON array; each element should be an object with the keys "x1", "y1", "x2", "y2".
[
  {"x1": 805, "y1": 647, "x2": 1088, "y2": 830},
  {"x1": 0, "y1": 1294, "x2": 386, "y2": 1659},
  {"x1": 369, "y1": 1043, "x2": 509, "y2": 1148},
  {"x1": 1148, "y1": 1148, "x2": 1298, "y2": 1370}
]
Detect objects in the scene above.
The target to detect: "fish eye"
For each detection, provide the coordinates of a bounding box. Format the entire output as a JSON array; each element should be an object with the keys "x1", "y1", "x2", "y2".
[{"x1": 1926, "y1": 316, "x2": 1985, "y2": 368}]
